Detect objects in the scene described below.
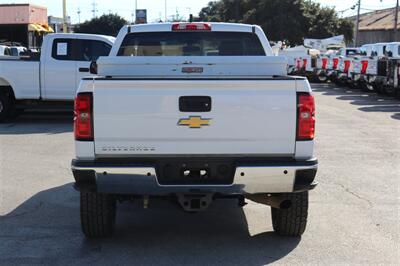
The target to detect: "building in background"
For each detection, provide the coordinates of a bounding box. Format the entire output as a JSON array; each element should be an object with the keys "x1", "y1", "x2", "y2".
[
  {"x1": 0, "y1": 3, "x2": 53, "y2": 49},
  {"x1": 48, "y1": 15, "x2": 71, "y2": 33},
  {"x1": 350, "y1": 7, "x2": 400, "y2": 45}
]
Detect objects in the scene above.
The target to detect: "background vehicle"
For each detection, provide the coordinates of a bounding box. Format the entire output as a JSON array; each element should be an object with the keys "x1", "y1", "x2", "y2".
[
  {"x1": 72, "y1": 22, "x2": 318, "y2": 238},
  {"x1": 278, "y1": 45, "x2": 308, "y2": 75},
  {"x1": 350, "y1": 44, "x2": 374, "y2": 90},
  {"x1": 385, "y1": 42, "x2": 400, "y2": 97},
  {"x1": 366, "y1": 43, "x2": 388, "y2": 93},
  {"x1": 9, "y1": 46, "x2": 27, "y2": 56},
  {"x1": 314, "y1": 50, "x2": 337, "y2": 82},
  {"x1": 335, "y1": 48, "x2": 361, "y2": 86},
  {"x1": 0, "y1": 33, "x2": 115, "y2": 121},
  {"x1": 0, "y1": 45, "x2": 11, "y2": 56}
]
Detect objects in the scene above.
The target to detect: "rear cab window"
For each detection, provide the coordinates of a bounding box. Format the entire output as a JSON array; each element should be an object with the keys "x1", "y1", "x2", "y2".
[
  {"x1": 117, "y1": 32, "x2": 266, "y2": 56},
  {"x1": 52, "y1": 39, "x2": 74, "y2": 60},
  {"x1": 76, "y1": 40, "x2": 112, "y2": 61},
  {"x1": 52, "y1": 38, "x2": 111, "y2": 61},
  {"x1": 346, "y1": 49, "x2": 361, "y2": 56}
]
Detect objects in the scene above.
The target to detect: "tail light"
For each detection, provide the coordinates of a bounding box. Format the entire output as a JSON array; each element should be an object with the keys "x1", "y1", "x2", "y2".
[
  {"x1": 297, "y1": 93, "x2": 315, "y2": 141},
  {"x1": 172, "y1": 23, "x2": 211, "y2": 31},
  {"x1": 322, "y1": 58, "x2": 328, "y2": 69},
  {"x1": 344, "y1": 60, "x2": 351, "y2": 73},
  {"x1": 333, "y1": 58, "x2": 339, "y2": 69},
  {"x1": 74, "y1": 93, "x2": 93, "y2": 141},
  {"x1": 361, "y1": 60, "x2": 368, "y2": 74},
  {"x1": 302, "y1": 59, "x2": 308, "y2": 69}
]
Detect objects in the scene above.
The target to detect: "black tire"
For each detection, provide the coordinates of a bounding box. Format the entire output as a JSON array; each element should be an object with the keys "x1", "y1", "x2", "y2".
[
  {"x1": 80, "y1": 192, "x2": 117, "y2": 238},
  {"x1": 271, "y1": 192, "x2": 308, "y2": 237},
  {"x1": 372, "y1": 83, "x2": 385, "y2": 94},
  {"x1": 333, "y1": 79, "x2": 345, "y2": 87},
  {"x1": 360, "y1": 83, "x2": 373, "y2": 92},
  {"x1": 0, "y1": 90, "x2": 11, "y2": 122},
  {"x1": 317, "y1": 75, "x2": 328, "y2": 83},
  {"x1": 383, "y1": 85, "x2": 396, "y2": 97}
]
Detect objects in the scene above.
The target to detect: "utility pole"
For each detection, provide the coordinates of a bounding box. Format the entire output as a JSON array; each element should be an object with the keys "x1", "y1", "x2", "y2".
[
  {"x1": 135, "y1": 0, "x2": 137, "y2": 23},
  {"x1": 77, "y1": 8, "x2": 81, "y2": 24},
  {"x1": 355, "y1": 0, "x2": 361, "y2": 47},
  {"x1": 165, "y1": 0, "x2": 167, "y2": 22},
  {"x1": 235, "y1": 0, "x2": 240, "y2": 21},
  {"x1": 394, "y1": 0, "x2": 399, "y2": 41},
  {"x1": 91, "y1": 0, "x2": 97, "y2": 18},
  {"x1": 62, "y1": 0, "x2": 68, "y2": 33}
]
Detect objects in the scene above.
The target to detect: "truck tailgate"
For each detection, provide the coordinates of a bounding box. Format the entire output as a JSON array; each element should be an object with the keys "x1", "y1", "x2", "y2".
[{"x1": 93, "y1": 79, "x2": 297, "y2": 156}]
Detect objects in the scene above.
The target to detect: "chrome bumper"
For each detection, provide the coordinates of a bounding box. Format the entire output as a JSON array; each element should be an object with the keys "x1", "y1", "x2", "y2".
[{"x1": 71, "y1": 158, "x2": 318, "y2": 195}]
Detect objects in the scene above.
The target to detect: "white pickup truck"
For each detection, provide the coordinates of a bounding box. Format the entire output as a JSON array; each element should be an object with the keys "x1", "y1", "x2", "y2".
[
  {"x1": 71, "y1": 23, "x2": 318, "y2": 238},
  {"x1": 0, "y1": 33, "x2": 115, "y2": 121}
]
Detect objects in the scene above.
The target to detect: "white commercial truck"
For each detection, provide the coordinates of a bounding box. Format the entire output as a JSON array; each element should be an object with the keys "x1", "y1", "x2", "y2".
[
  {"x1": 71, "y1": 23, "x2": 318, "y2": 238},
  {"x1": 0, "y1": 33, "x2": 115, "y2": 121}
]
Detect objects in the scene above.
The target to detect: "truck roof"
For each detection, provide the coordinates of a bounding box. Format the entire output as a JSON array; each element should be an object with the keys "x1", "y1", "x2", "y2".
[
  {"x1": 44, "y1": 33, "x2": 116, "y2": 44},
  {"x1": 125, "y1": 22, "x2": 258, "y2": 33}
]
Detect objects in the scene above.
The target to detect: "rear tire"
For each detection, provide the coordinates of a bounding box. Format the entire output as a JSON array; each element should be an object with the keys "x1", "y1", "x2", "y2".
[
  {"x1": 80, "y1": 192, "x2": 117, "y2": 238},
  {"x1": 383, "y1": 85, "x2": 396, "y2": 97},
  {"x1": 360, "y1": 83, "x2": 373, "y2": 92},
  {"x1": 372, "y1": 83, "x2": 385, "y2": 94},
  {"x1": 318, "y1": 75, "x2": 328, "y2": 83},
  {"x1": 0, "y1": 90, "x2": 11, "y2": 122},
  {"x1": 271, "y1": 192, "x2": 308, "y2": 237}
]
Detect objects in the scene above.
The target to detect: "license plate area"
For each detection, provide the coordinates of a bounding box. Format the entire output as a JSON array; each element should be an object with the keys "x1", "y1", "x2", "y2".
[{"x1": 156, "y1": 160, "x2": 235, "y2": 185}]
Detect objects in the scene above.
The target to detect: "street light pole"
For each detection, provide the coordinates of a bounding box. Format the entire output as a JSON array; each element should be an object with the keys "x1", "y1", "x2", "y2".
[
  {"x1": 165, "y1": 0, "x2": 167, "y2": 22},
  {"x1": 62, "y1": 0, "x2": 68, "y2": 33},
  {"x1": 394, "y1": 0, "x2": 399, "y2": 41},
  {"x1": 355, "y1": 0, "x2": 361, "y2": 46},
  {"x1": 135, "y1": 0, "x2": 137, "y2": 24},
  {"x1": 77, "y1": 8, "x2": 81, "y2": 24}
]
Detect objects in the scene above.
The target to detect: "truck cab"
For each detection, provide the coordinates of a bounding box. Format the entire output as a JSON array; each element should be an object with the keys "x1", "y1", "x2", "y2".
[{"x1": 0, "y1": 33, "x2": 115, "y2": 121}]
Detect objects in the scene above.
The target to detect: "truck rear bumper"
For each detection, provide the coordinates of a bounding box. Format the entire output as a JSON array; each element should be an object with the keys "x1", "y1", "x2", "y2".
[{"x1": 71, "y1": 158, "x2": 318, "y2": 195}]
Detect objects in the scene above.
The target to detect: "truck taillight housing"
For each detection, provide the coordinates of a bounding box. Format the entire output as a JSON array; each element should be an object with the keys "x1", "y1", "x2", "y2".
[
  {"x1": 172, "y1": 23, "x2": 211, "y2": 31},
  {"x1": 333, "y1": 58, "x2": 339, "y2": 70},
  {"x1": 297, "y1": 93, "x2": 315, "y2": 141},
  {"x1": 74, "y1": 93, "x2": 93, "y2": 141},
  {"x1": 322, "y1": 58, "x2": 328, "y2": 69},
  {"x1": 361, "y1": 60, "x2": 368, "y2": 74},
  {"x1": 302, "y1": 58, "x2": 308, "y2": 69},
  {"x1": 344, "y1": 60, "x2": 351, "y2": 73}
]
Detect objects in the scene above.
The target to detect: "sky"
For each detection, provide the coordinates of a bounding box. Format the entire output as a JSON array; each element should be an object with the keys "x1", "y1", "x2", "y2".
[{"x1": 0, "y1": 0, "x2": 399, "y2": 24}]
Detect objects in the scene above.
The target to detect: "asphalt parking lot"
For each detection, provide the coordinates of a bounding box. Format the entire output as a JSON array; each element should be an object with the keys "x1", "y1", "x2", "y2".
[{"x1": 0, "y1": 83, "x2": 399, "y2": 265}]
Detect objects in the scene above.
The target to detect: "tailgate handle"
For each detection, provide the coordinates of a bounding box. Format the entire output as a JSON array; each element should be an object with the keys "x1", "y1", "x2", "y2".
[
  {"x1": 79, "y1": 67, "x2": 90, "y2": 72},
  {"x1": 179, "y1": 96, "x2": 211, "y2": 112}
]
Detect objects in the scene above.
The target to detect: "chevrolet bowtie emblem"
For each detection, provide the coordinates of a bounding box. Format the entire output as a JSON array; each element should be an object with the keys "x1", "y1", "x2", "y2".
[{"x1": 178, "y1": 116, "x2": 211, "y2": 128}]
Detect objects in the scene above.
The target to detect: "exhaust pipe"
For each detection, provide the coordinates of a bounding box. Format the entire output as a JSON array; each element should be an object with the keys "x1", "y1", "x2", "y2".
[{"x1": 246, "y1": 194, "x2": 292, "y2": 209}]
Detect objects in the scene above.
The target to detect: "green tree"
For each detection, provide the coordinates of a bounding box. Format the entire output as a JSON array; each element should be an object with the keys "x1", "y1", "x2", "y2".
[
  {"x1": 74, "y1": 14, "x2": 128, "y2": 37},
  {"x1": 196, "y1": 0, "x2": 354, "y2": 45}
]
